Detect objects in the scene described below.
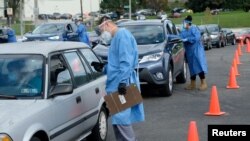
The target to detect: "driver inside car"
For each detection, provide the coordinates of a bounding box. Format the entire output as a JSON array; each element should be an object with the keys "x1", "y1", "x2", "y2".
[{"x1": 7, "y1": 60, "x2": 24, "y2": 85}]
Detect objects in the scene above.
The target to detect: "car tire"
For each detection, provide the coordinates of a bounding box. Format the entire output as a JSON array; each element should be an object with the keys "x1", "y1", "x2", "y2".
[
  {"x1": 30, "y1": 137, "x2": 41, "y2": 141},
  {"x1": 87, "y1": 107, "x2": 108, "y2": 141},
  {"x1": 176, "y1": 61, "x2": 187, "y2": 83},
  {"x1": 160, "y1": 65, "x2": 173, "y2": 97}
]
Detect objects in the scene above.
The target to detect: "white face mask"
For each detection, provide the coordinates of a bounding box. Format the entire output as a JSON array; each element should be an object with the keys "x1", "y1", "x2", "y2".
[{"x1": 101, "y1": 31, "x2": 112, "y2": 45}]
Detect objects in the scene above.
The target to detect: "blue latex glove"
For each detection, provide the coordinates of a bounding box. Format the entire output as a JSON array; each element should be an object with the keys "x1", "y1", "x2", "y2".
[{"x1": 182, "y1": 38, "x2": 188, "y2": 42}]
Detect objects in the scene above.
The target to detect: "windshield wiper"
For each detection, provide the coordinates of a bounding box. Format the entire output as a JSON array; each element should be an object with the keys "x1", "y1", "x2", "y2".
[{"x1": 0, "y1": 95, "x2": 17, "y2": 99}]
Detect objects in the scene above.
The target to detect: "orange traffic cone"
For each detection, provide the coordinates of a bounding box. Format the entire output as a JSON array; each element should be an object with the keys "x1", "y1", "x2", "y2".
[
  {"x1": 232, "y1": 58, "x2": 240, "y2": 76},
  {"x1": 205, "y1": 85, "x2": 225, "y2": 116},
  {"x1": 246, "y1": 39, "x2": 250, "y2": 53},
  {"x1": 237, "y1": 44, "x2": 242, "y2": 56},
  {"x1": 240, "y1": 39, "x2": 244, "y2": 47},
  {"x1": 227, "y1": 66, "x2": 240, "y2": 89},
  {"x1": 187, "y1": 121, "x2": 199, "y2": 141},
  {"x1": 235, "y1": 50, "x2": 242, "y2": 65}
]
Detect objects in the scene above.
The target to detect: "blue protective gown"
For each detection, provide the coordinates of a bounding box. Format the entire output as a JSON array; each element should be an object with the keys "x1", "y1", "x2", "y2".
[
  {"x1": 76, "y1": 23, "x2": 90, "y2": 47},
  {"x1": 104, "y1": 28, "x2": 145, "y2": 125},
  {"x1": 180, "y1": 25, "x2": 208, "y2": 76},
  {"x1": 7, "y1": 29, "x2": 17, "y2": 43}
]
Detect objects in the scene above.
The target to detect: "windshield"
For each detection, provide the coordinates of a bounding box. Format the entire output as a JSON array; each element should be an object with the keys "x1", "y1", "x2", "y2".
[
  {"x1": 207, "y1": 25, "x2": 219, "y2": 32},
  {"x1": 198, "y1": 26, "x2": 206, "y2": 33},
  {"x1": 0, "y1": 55, "x2": 44, "y2": 98},
  {"x1": 32, "y1": 24, "x2": 65, "y2": 34},
  {"x1": 122, "y1": 25, "x2": 164, "y2": 45}
]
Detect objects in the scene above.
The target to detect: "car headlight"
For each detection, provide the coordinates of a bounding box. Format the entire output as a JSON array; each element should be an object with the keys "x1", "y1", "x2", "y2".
[
  {"x1": 48, "y1": 36, "x2": 60, "y2": 40},
  {"x1": 21, "y1": 36, "x2": 27, "y2": 41},
  {"x1": 210, "y1": 35, "x2": 219, "y2": 39},
  {"x1": 139, "y1": 52, "x2": 163, "y2": 63},
  {"x1": 0, "y1": 133, "x2": 13, "y2": 141}
]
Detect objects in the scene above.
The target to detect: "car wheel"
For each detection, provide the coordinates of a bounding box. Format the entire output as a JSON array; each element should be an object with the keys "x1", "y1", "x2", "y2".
[
  {"x1": 160, "y1": 65, "x2": 173, "y2": 97},
  {"x1": 176, "y1": 61, "x2": 187, "y2": 83},
  {"x1": 30, "y1": 137, "x2": 41, "y2": 141},
  {"x1": 87, "y1": 107, "x2": 108, "y2": 141}
]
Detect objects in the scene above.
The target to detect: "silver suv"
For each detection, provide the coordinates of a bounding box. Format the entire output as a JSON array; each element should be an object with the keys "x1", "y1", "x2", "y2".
[{"x1": 0, "y1": 41, "x2": 108, "y2": 141}]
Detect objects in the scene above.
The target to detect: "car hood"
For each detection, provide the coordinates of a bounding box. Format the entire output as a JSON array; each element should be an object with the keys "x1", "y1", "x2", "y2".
[
  {"x1": 93, "y1": 42, "x2": 164, "y2": 57},
  {"x1": 210, "y1": 32, "x2": 219, "y2": 35},
  {"x1": 25, "y1": 33, "x2": 60, "y2": 38},
  {"x1": 0, "y1": 100, "x2": 46, "y2": 129}
]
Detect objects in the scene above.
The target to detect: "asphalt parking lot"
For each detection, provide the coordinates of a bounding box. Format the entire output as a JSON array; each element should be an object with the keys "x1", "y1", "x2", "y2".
[{"x1": 104, "y1": 44, "x2": 250, "y2": 141}]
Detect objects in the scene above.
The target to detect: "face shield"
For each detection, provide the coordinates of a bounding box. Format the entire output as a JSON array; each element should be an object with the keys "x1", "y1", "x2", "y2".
[{"x1": 183, "y1": 20, "x2": 191, "y2": 29}]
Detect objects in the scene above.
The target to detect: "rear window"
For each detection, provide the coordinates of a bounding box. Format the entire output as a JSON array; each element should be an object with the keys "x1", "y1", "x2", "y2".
[
  {"x1": 32, "y1": 24, "x2": 65, "y2": 34},
  {"x1": 121, "y1": 25, "x2": 165, "y2": 45}
]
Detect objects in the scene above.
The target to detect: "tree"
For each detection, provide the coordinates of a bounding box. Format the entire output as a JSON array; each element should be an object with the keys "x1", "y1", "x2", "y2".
[
  {"x1": 6, "y1": 0, "x2": 22, "y2": 23},
  {"x1": 100, "y1": 0, "x2": 168, "y2": 14},
  {"x1": 146, "y1": 0, "x2": 168, "y2": 12},
  {"x1": 185, "y1": 0, "x2": 209, "y2": 12}
]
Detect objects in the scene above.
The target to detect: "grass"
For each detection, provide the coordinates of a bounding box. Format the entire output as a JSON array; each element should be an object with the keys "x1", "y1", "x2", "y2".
[{"x1": 168, "y1": 11, "x2": 250, "y2": 28}]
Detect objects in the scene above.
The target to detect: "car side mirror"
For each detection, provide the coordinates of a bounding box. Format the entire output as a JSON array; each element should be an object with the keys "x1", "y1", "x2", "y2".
[
  {"x1": 49, "y1": 84, "x2": 73, "y2": 98},
  {"x1": 168, "y1": 38, "x2": 182, "y2": 44}
]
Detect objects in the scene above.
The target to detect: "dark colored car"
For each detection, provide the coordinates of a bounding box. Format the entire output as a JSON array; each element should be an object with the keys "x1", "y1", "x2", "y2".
[
  {"x1": 221, "y1": 28, "x2": 236, "y2": 45},
  {"x1": 22, "y1": 22, "x2": 80, "y2": 42},
  {"x1": 93, "y1": 19, "x2": 187, "y2": 96},
  {"x1": 197, "y1": 25, "x2": 212, "y2": 50},
  {"x1": 52, "y1": 12, "x2": 61, "y2": 20},
  {"x1": 60, "y1": 13, "x2": 72, "y2": 19},
  {"x1": 0, "y1": 27, "x2": 8, "y2": 43},
  {"x1": 205, "y1": 24, "x2": 226, "y2": 48},
  {"x1": 135, "y1": 9, "x2": 156, "y2": 16},
  {"x1": 38, "y1": 14, "x2": 49, "y2": 20},
  {"x1": 235, "y1": 29, "x2": 250, "y2": 44}
]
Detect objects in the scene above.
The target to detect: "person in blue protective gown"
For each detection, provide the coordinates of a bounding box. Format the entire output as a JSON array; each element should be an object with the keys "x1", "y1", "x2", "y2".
[
  {"x1": 75, "y1": 19, "x2": 90, "y2": 47},
  {"x1": 91, "y1": 15, "x2": 145, "y2": 141},
  {"x1": 7, "y1": 27, "x2": 17, "y2": 43},
  {"x1": 179, "y1": 15, "x2": 208, "y2": 91}
]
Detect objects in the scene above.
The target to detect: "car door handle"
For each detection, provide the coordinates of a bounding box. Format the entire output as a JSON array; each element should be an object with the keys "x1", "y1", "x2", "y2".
[
  {"x1": 76, "y1": 96, "x2": 81, "y2": 104},
  {"x1": 95, "y1": 88, "x2": 99, "y2": 94}
]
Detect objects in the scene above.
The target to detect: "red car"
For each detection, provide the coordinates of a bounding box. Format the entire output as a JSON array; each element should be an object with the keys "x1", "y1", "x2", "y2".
[{"x1": 235, "y1": 29, "x2": 250, "y2": 44}]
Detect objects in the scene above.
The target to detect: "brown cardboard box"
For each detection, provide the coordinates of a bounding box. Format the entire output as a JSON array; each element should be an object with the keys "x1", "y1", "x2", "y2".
[{"x1": 104, "y1": 84, "x2": 143, "y2": 115}]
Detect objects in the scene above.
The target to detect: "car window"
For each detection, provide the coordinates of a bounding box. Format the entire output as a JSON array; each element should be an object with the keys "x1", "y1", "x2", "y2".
[
  {"x1": 64, "y1": 52, "x2": 90, "y2": 87},
  {"x1": 49, "y1": 54, "x2": 72, "y2": 91},
  {"x1": 123, "y1": 25, "x2": 164, "y2": 45},
  {"x1": 32, "y1": 24, "x2": 65, "y2": 34},
  {"x1": 70, "y1": 23, "x2": 78, "y2": 32},
  {"x1": 166, "y1": 23, "x2": 173, "y2": 34},
  {"x1": 0, "y1": 55, "x2": 44, "y2": 98},
  {"x1": 168, "y1": 22, "x2": 177, "y2": 35},
  {"x1": 79, "y1": 48, "x2": 103, "y2": 78}
]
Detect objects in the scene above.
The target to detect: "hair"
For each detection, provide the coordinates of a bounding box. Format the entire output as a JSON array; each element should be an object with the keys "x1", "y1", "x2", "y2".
[
  {"x1": 184, "y1": 15, "x2": 192, "y2": 26},
  {"x1": 98, "y1": 15, "x2": 111, "y2": 25}
]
